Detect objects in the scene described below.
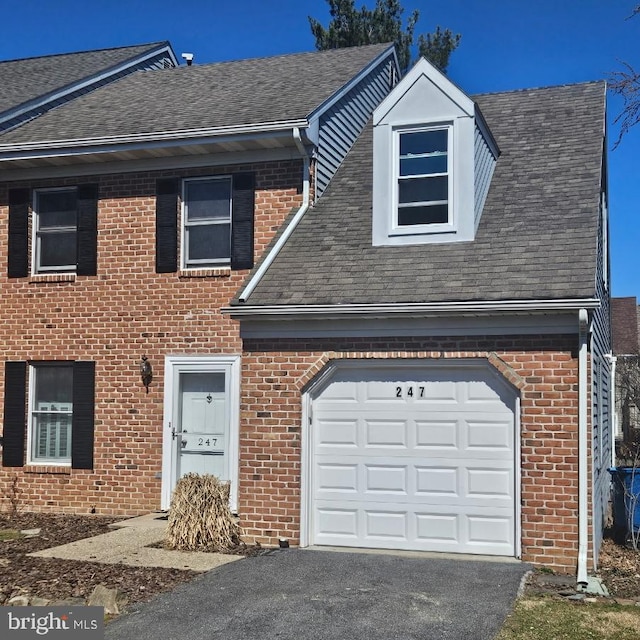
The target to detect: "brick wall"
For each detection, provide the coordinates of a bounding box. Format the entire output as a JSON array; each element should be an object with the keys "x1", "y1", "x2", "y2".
[
  {"x1": 239, "y1": 334, "x2": 588, "y2": 572},
  {"x1": 0, "y1": 159, "x2": 303, "y2": 515}
]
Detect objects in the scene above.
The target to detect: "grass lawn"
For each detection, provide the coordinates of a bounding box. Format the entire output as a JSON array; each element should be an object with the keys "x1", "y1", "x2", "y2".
[{"x1": 496, "y1": 597, "x2": 640, "y2": 640}]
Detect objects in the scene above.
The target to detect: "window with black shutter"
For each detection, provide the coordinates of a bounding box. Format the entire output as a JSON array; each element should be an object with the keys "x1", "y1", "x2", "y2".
[
  {"x1": 1, "y1": 360, "x2": 95, "y2": 469},
  {"x1": 156, "y1": 173, "x2": 255, "y2": 272},
  {"x1": 7, "y1": 184, "x2": 98, "y2": 277}
]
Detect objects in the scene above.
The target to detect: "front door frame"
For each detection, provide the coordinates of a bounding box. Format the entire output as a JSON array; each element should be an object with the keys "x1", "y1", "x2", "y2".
[{"x1": 161, "y1": 355, "x2": 241, "y2": 512}]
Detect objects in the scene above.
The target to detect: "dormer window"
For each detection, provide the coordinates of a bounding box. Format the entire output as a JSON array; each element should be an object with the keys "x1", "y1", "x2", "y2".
[
  {"x1": 397, "y1": 127, "x2": 451, "y2": 228},
  {"x1": 371, "y1": 56, "x2": 498, "y2": 248}
]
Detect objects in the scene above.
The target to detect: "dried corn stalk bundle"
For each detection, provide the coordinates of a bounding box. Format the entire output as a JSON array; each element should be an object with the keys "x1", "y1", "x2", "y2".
[{"x1": 167, "y1": 473, "x2": 240, "y2": 551}]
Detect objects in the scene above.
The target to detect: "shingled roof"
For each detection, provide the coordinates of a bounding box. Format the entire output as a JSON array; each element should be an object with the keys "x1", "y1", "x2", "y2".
[
  {"x1": 612, "y1": 297, "x2": 640, "y2": 355},
  {"x1": 0, "y1": 44, "x2": 392, "y2": 145},
  {"x1": 0, "y1": 42, "x2": 171, "y2": 117},
  {"x1": 239, "y1": 81, "x2": 606, "y2": 306}
]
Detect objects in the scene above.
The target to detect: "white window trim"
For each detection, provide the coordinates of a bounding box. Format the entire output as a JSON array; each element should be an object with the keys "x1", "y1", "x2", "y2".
[
  {"x1": 31, "y1": 187, "x2": 77, "y2": 275},
  {"x1": 180, "y1": 175, "x2": 233, "y2": 270},
  {"x1": 26, "y1": 363, "x2": 73, "y2": 467},
  {"x1": 161, "y1": 355, "x2": 241, "y2": 512},
  {"x1": 392, "y1": 124, "x2": 455, "y2": 236}
]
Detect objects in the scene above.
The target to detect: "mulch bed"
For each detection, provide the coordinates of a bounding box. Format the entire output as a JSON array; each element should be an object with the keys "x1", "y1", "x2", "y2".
[
  {"x1": 596, "y1": 537, "x2": 640, "y2": 599},
  {"x1": 0, "y1": 513, "x2": 199, "y2": 607}
]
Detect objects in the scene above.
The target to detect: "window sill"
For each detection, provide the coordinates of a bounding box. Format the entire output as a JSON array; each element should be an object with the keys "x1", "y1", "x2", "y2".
[
  {"x1": 24, "y1": 465, "x2": 72, "y2": 475},
  {"x1": 179, "y1": 267, "x2": 231, "y2": 278},
  {"x1": 29, "y1": 273, "x2": 76, "y2": 284}
]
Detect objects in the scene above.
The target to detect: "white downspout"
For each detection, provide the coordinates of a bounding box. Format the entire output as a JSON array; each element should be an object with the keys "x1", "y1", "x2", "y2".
[
  {"x1": 577, "y1": 308, "x2": 590, "y2": 586},
  {"x1": 605, "y1": 353, "x2": 618, "y2": 463},
  {"x1": 239, "y1": 127, "x2": 310, "y2": 302}
]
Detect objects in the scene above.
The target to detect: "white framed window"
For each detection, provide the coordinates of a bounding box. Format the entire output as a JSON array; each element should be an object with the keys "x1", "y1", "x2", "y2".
[
  {"x1": 181, "y1": 176, "x2": 232, "y2": 268},
  {"x1": 33, "y1": 188, "x2": 77, "y2": 274},
  {"x1": 395, "y1": 125, "x2": 452, "y2": 231},
  {"x1": 28, "y1": 363, "x2": 74, "y2": 465}
]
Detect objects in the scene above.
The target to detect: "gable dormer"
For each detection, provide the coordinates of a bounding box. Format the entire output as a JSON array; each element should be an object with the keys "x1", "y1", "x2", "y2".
[{"x1": 372, "y1": 57, "x2": 498, "y2": 246}]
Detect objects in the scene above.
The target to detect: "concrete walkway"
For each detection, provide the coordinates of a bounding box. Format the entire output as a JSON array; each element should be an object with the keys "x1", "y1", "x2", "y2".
[{"x1": 28, "y1": 513, "x2": 240, "y2": 572}]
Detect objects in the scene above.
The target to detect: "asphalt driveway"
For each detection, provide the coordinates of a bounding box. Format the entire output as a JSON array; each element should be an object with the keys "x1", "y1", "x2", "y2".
[{"x1": 106, "y1": 548, "x2": 530, "y2": 640}]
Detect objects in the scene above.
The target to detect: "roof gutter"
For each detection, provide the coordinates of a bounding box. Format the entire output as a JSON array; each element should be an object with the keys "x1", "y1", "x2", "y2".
[
  {"x1": 238, "y1": 126, "x2": 311, "y2": 302},
  {"x1": 223, "y1": 298, "x2": 601, "y2": 318},
  {"x1": 0, "y1": 119, "x2": 310, "y2": 157}
]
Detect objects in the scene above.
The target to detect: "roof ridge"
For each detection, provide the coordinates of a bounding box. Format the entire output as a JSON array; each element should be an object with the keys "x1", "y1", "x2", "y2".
[
  {"x1": 472, "y1": 79, "x2": 605, "y2": 98},
  {"x1": 0, "y1": 41, "x2": 170, "y2": 66},
  {"x1": 167, "y1": 42, "x2": 394, "y2": 71}
]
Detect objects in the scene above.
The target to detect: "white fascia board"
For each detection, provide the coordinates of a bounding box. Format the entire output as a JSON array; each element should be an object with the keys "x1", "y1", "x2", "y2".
[
  {"x1": 222, "y1": 298, "x2": 601, "y2": 319},
  {"x1": 0, "y1": 44, "x2": 176, "y2": 127},
  {"x1": 0, "y1": 119, "x2": 309, "y2": 158},
  {"x1": 240, "y1": 313, "x2": 579, "y2": 339},
  {"x1": 305, "y1": 45, "x2": 398, "y2": 142},
  {"x1": 373, "y1": 57, "x2": 474, "y2": 126}
]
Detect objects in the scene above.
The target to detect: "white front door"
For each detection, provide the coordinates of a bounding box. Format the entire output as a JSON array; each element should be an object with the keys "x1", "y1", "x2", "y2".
[{"x1": 162, "y1": 356, "x2": 240, "y2": 511}]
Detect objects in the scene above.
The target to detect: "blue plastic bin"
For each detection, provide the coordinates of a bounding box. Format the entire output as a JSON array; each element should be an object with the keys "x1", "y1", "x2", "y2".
[{"x1": 609, "y1": 467, "x2": 640, "y2": 535}]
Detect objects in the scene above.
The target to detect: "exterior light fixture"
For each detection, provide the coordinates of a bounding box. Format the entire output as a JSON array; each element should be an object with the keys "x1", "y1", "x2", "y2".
[{"x1": 140, "y1": 356, "x2": 153, "y2": 393}]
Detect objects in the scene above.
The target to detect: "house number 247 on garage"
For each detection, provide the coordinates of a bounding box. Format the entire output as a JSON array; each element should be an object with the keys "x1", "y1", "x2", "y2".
[{"x1": 395, "y1": 386, "x2": 425, "y2": 398}]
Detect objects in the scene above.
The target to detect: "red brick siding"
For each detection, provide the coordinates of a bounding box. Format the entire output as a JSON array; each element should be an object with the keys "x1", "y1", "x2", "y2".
[
  {"x1": 239, "y1": 335, "x2": 590, "y2": 573},
  {"x1": 0, "y1": 160, "x2": 303, "y2": 515}
]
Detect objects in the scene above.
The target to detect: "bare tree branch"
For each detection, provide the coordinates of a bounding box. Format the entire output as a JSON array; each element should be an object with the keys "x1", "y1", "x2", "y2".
[{"x1": 610, "y1": 6, "x2": 640, "y2": 147}]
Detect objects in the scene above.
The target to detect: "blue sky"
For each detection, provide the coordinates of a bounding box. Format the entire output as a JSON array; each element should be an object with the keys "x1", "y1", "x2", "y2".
[{"x1": 2, "y1": 0, "x2": 638, "y2": 299}]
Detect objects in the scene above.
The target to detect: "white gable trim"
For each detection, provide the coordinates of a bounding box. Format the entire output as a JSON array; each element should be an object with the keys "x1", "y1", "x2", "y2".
[{"x1": 373, "y1": 56, "x2": 474, "y2": 126}]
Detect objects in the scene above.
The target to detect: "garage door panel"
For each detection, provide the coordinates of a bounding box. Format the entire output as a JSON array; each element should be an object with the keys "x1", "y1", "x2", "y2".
[
  {"x1": 466, "y1": 467, "x2": 512, "y2": 499},
  {"x1": 415, "y1": 419, "x2": 459, "y2": 448},
  {"x1": 364, "y1": 379, "x2": 459, "y2": 403},
  {"x1": 315, "y1": 502, "x2": 514, "y2": 555},
  {"x1": 467, "y1": 515, "x2": 514, "y2": 547},
  {"x1": 316, "y1": 463, "x2": 358, "y2": 492},
  {"x1": 365, "y1": 510, "x2": 408, "y2": 540},
  {"x1": 415, "y1": 512, "x2": 459, "y2": 543},
  {"x1": 365, "y1": 419, "x2": 408, "y2": 447},
  {"x1": 316, "y1": 419, "x2": 359, "y2": 447},
  {"x1": 310, "y1": 364, "x2": 516, "y2": 556},
  {"x1": 365, "y1": 465, "x2": 408, "y2": 493},
  {"x1": 315, "y1": 380, "x2": 359, "y2": 402},
  {"x1": 415, "y1": 466, "x2": 458, "y2": 496},
  {"x1": 467, "y1": 417, "x2": 513, "y2": 450},
  {"x1": 315, "y1": 508, "x2": 359, "y2": 538},
  {"x1": 315, "y1": 456, "x2": 512, "y2": 506}
]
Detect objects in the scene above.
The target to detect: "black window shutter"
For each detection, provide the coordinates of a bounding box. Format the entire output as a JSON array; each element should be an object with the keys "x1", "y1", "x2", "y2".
[
  {"x1": 155, "y1": 178, "x2": 179, "y2": 273},
  {"x1": 2, "y1": 361, "x2": 27, "y2": 467},
  {"x1": 71, "y1": 361, "x2": 95, "y2": 470},
  {"x1": 231, "y1": 172, "x2": 255, "y2": 270},
  {"x1": 76, "y1": 184, "x2": 99, "y2": 276},
  {"x1": 7, "y1": 188, "x2": 30, "y2": 278}
]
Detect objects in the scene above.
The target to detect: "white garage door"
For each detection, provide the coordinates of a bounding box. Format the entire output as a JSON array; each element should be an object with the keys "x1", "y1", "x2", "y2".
[{"x1": 310, "y1": 363, "x2": 517, "y2": 556}]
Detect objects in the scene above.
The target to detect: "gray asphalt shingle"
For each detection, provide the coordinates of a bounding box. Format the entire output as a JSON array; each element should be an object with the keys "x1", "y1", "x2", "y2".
[
  {"x1": 241, "y1": 81, "x2": 605, "y2": 305},
  {"x1": 0, "y1": 42, "x2": 169, "y2": 116},
  {"x1": 0, "y1": 44, "x2": 392, "y2": 144}
]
